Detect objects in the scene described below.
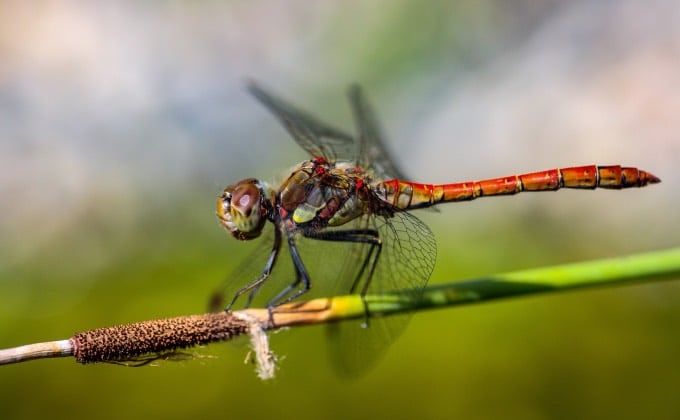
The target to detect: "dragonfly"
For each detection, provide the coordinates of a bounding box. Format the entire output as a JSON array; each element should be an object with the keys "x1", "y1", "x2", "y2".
[{"x1": 215, "y1": 82, "x2": 660, "y2": 372}]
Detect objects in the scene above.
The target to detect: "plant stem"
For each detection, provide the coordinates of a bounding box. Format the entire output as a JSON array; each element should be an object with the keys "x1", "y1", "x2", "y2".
[{"x1": 1, "y1": 247, "x2": 678, "y2": 370}]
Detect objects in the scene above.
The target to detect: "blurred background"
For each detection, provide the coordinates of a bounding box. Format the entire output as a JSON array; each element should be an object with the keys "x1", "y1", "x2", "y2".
[{"x1": 1, "y1": 0, "x2": 678, "y2": 419}]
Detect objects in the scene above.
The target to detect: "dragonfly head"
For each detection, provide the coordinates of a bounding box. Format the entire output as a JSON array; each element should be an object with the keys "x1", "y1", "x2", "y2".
[{"x1": 217, "y1": 178, "x2": 268, "y2": 240}]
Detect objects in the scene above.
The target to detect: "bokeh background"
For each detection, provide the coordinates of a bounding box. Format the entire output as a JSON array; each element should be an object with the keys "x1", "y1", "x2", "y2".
[{"x1": 1, "y1": 1, "x2": 679, "y2": 419}]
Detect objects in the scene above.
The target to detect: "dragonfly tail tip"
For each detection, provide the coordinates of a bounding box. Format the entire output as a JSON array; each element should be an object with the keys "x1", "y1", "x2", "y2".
[{"x1": 643, "y1": 170, "x2": 661, "y2": 185}]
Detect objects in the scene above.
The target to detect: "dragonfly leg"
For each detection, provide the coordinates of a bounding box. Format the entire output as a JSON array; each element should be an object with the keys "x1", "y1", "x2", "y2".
[
  {"x1": 244, "y1": 282, "x2": 266, "y2": 308},
  {"x1": 305, "y1": 228, "x2": 382, "y2": 295},
  {"x1": 265, "y1": 228, "x2": 383, "y2": 326},
  {"x1": 304, "y1": 228, "x2": 382, "y2": 327},
  {"x1": 266, "y1": 234, "x2": 311, "y2": 308},
  {"x1": 227, "y1": 226, "x2": 282, "y2": 310}
]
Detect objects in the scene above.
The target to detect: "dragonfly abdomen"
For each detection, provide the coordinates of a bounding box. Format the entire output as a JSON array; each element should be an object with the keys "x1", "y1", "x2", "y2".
[{"x1": 376, "y1": 165, "x2": 660, "y2": 209}]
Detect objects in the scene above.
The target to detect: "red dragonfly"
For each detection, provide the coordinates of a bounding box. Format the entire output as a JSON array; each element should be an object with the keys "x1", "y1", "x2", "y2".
[{"x1": 215, "y1": 83, "x2": 659, "y2": 371}]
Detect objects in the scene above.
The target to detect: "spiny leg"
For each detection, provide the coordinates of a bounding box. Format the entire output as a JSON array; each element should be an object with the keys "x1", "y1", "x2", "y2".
[
  {"x1": 305, "y1": 228, "x2": 382, "y2": 327},
  {"x1": 227, "y1": 226, "x2": 282, "y2": 310},
  {"x1": 357, "y1": 239, "x2": 382, "y2": 297},
  {"x1": 266, "y1": 233, "x2": 311, "y2": 309},
  {"x1": 265, "y1": 228, "x2": 383, "y2": 325}
]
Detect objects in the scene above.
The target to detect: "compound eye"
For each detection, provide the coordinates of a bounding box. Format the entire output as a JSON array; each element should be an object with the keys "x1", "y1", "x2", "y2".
[
  {"x1": 231, "y1": 183, "x2": 260, "y2": 217},
  {"x1": 217, "y1": 179, "x2": 266, "y2": 240}
]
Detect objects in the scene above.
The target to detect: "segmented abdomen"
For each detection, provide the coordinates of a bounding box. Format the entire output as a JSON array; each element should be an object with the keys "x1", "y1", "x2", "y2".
[{"x1": 375, "y1": 165, "x2": 660, "y2": 210}]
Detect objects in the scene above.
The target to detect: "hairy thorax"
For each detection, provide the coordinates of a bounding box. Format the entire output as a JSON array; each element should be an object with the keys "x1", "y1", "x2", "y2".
[{"x1": 277, "y1": 159, "x2": 372, "y2": 229}]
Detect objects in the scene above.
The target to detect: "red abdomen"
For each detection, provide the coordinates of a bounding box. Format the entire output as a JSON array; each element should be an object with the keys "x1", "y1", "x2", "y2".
[{"x1": 375, "y1": 165, "x2": 660, "y2": 210}]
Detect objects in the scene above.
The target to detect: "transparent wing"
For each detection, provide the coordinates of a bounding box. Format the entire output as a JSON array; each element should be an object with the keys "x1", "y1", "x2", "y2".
[
  {"x1": 348, "y1": 85, "x2": 410, "y2": 181},
  {"x1": 248, "y1": 82, "x2": 410, "y2": 181},
  {"x1": 326, "y1": 209, "x2": 436, "y2": 376},
  {"x1": 248, "y1": 82, "x2": 356, "y2": 163}
]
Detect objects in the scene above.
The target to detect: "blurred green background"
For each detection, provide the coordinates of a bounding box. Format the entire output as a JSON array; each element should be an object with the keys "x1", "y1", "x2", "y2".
[{"x1": 1, "y1": 1, "x2": 679, "y2": 419}]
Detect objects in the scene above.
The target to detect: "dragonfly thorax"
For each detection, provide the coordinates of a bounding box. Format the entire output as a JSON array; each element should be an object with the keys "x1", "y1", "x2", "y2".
[
  {"x1": 279, "y1": 159, "x2": 372, "y2": 229},
  {"x1": 217, "y1": 178, "x2": 270, "y2": 240}
]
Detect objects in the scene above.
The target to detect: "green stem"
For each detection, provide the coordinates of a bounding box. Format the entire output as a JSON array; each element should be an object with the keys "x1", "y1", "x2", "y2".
[
  {"x1": 357, "y1": 247, "x2": 680, "y2": 317},
  {"x1": 2, "y1": 248, "x2": 678, "y2": 367}
]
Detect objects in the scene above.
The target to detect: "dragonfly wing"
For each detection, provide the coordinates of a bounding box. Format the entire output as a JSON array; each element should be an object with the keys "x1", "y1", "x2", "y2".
[
  {"x1": 326, "y1": 209, "x2": 436, "y2": 376},
  {"x1": 248, "y1": 82, "x2": 356, "y2": 162},
  {"x1": 370, "y1": 210, "x2": 437, "y2": 294},
  {"x1": 348, "y1": 85, "x2": 410, "y2": 181},
  {"x1": 326, "y1": 311, "x2": 411, "y2": 377}
]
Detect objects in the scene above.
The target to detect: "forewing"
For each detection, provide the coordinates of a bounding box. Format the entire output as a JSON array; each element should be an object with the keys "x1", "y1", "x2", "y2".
[
  {"x1": 248, "y1": 82, "x2": 356, "y2": 162},
  {"x1": 348, "y1": 85, "x2": 410, "y2": 181}
]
